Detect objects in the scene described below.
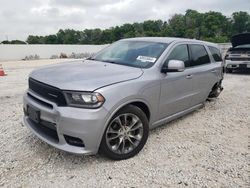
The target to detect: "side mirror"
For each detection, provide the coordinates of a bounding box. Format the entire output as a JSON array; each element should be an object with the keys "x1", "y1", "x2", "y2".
[{"x1": 161, "y1": 60, "x2": 185, "y2": 73}]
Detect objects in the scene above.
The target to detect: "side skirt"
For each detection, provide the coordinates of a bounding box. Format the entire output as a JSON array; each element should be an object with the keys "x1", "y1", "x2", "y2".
[{"x1": 150, "y1": 103, "x2": 204, "y2": 129}]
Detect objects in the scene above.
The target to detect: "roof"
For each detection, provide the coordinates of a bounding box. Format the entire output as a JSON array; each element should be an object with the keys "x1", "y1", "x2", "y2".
[{"x1": 121, "y1": 37, "x2": 218, "y2": 47}]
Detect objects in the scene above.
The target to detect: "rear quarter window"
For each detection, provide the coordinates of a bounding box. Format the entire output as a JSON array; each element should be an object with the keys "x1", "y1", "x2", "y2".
[{"x1": 208, "y1": 46, "x2": 222, "y2": 62}]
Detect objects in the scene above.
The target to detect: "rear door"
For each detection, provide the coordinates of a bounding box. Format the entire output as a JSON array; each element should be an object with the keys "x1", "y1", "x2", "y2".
[
  {"x1": 208, "y1": 46, "x2": 224, "y2": 77},
  {"x1": 188, "y1": 44, "x2": 219, "y2": 106}
]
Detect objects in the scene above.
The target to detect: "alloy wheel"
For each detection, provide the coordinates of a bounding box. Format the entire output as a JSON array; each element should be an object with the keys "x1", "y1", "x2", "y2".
[{"x1": 105, "y1": 113, "x2": 143, "y2": 154}]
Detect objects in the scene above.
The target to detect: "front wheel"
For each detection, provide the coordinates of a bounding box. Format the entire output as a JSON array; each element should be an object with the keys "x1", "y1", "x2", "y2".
[{"x1": 99, "y1": 105, "x2": 149, "y2": 160}]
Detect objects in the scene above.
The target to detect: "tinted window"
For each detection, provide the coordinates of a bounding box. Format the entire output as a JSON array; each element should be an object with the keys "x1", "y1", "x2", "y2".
[
  {"x1": 166, "y1": 44, "x2": 190, "y2": 67},
  {"x1": 208, "y1": 46, "x2": 222, "y2": 62},
  {"x1": 190, "y1": 44, "x2": 210, "y2": 66}
]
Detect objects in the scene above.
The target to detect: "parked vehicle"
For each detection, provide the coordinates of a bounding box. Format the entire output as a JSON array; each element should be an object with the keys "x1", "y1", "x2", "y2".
[
  {"x1": 225, "y1": 33, "x2": 250, "y2": 73},
  {"x1": 23, "y1": 37, "x2": 224, "y2": 160}
]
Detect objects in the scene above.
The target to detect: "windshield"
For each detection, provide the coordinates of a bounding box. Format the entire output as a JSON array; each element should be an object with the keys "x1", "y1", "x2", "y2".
[
  {"x1": 91, "y1": 40, "x2": 168, "y2": 68},
  {"x1": 235, "y1": 44, "x2": 250, "y2": 48}
]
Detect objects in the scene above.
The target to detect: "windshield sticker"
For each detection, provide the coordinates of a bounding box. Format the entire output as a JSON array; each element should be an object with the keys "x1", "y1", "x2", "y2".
[{"x1": 136, "y1": 56, "x2": 156, "y2": 63}]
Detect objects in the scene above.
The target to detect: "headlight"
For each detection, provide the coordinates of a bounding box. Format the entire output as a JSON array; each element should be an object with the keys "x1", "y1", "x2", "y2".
[{"x1": 64, "y1": 91, "x2": 105, "y2": 108}]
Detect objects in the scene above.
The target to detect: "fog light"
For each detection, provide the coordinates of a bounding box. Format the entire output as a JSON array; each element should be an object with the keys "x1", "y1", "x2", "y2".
[{"x1": 64, "y1": 135, "x2": 85, "y2": 147}]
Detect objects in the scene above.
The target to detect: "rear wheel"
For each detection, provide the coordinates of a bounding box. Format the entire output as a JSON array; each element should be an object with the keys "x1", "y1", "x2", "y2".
[
  {"x1": 208, "y1": 81, "x2": 223, "y2": 98},
  {"x1": 99, "y1": 105, "x2": 149, "y2": 160}
]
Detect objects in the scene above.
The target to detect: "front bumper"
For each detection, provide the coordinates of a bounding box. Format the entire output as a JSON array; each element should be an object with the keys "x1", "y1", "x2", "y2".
[
  {"x1": 225, "y1": 60, "x2": 250, "y2": 69},
  {"x1": 23, "y1": 90, "x2": 110, "y2": 155}
]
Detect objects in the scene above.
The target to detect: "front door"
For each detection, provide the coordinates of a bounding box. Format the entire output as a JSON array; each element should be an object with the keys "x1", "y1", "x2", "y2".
[{"x1": 158, "y1": 44, "x2": 195, "y2": 120}]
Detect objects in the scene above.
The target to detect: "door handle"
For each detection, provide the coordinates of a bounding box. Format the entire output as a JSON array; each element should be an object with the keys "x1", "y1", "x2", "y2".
[
  {"x1": 211, "y1": 70, "x2": 217, "y2": 73},
  {"x1": 186, "y1": 74, "x2": 193, "y2": 79}
]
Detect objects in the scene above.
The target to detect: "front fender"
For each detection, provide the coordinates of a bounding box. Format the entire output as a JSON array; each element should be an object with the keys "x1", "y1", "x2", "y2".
[{"x1": 94, "y1": 78, "x2": 161, "y2": 150}]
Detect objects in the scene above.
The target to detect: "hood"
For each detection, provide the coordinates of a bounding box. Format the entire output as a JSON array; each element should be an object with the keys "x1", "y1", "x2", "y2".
[
  {"x1": 231, "y1": 32, "x2": 250, "y2": 47},
  {"x1": 30, "y1": 60, "x2": 143, "y2": 91}
]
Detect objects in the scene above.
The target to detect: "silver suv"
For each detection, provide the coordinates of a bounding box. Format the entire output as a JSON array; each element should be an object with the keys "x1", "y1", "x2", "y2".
[{"x1": 23, "y1": 37, "x2": 224, "y2": 160}]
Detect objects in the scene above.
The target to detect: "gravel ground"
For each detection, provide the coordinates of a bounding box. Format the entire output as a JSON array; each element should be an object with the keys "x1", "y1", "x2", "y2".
[{"x1": 0, "y1": 60, "x2": 249, "y2": 187}]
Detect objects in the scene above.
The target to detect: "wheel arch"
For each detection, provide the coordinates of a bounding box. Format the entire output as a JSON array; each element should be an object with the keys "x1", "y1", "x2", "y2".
[
  {"x1": 112, "y1": 100, "x2": 151, "y2": 121},
  {"x1": 97, "y1": 99, "x2": 151, "y2": 152}
]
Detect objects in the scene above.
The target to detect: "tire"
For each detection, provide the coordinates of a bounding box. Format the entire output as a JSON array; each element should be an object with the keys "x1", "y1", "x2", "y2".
[
  {"x1": 208, "y1": 81, "x2": 223, "y2": 98},
  {"x1": 99, "y1": 105, "x2": 149, "y2": 160}
]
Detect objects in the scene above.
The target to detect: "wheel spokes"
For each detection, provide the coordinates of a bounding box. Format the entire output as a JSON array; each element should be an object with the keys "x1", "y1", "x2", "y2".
[
  {"x1": 112, "y1": 137, "x2": 123, "y2": 151},
  {"x1": 129, "y1": 122, "x2": 143, "y2": 132},
  {"x1": 114, "y1": 116, "x2": 123, "y2": 127},
  {"x1": 108, "y1": 133, "x2": 120, "y2": 141},
  {"x1": 121, "y1": 138, "x2": 126, "y2": 153},
  {"x1": 123, "y1": 114, "x2": 128, "y2": 126},
  {"x1": 107, "y1": 127, "x2": 120, "y2": 134},
  {"x1": 128, "y1": 134, "x2": 142, "y2": 141},
  {"x1": 128, "y1": 116, "x2": 140, "y2": 128},
  {"x1": 106, "y1": 113, "x2": 144, "y2": 154},
  {"x1": 127, "y1": 136, "x2": 137, "y2": 146}
]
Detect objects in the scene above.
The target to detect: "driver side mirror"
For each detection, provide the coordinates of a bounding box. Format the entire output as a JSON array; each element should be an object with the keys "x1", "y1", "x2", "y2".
[{"x1": 161, "y1": 60, "x2": 185, "y2": 73}]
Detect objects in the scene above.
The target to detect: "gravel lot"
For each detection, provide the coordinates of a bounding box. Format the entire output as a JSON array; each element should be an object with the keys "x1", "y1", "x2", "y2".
[{"x1": 0, "y1": 60, "x2": 249, "y2": 187}]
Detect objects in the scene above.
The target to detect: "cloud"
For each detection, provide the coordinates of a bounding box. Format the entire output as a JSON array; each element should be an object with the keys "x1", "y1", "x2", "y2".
[
  {"x1": 51, "y1": 0, "x2": 115, "y2": 7},
  {"x1": 0, "y1": 0, "x2": 249, "y2": 41}
]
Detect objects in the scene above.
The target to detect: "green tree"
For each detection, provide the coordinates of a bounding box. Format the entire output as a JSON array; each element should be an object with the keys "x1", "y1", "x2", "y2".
[
  {"x1": 23, "y1": 10, "x2": 250, "y2": 44},
  {"x1": 1, "y1": 40, "x2": 26, "y2": 44},
  {"x1": 120, "y1": 23, "x2": 135, "y2": 38},
  {"x1": 133, "y1": 22, "x2": 145, "y2": 37},
  {"x1": 44, "y1": 35, "x2": 58, "y2": 44},
  {"x1": 62, "y1": 29, "x2": 81, "y2": 44},
  {"x1": 143, "y1": 20, "x2": 163, "y2": 36},
  {"x1": 184, "y1": 9, "x2": 203, "y2": 39},
  {"x1": 231, "y1": 11, "x2": 250, "y2": 34},
  {"x1": 167, "y1": 14, "x2": 186, "y2": 37},
  {"x1": 26, "y1": 35, "x2": 44, "y2": 44},
  {"x1": 56, "y1": 29, "x2": 65, "y2": 44}
]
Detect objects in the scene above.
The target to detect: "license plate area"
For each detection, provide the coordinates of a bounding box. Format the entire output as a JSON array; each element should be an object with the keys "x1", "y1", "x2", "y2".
[{"x1": 27, "y1": 105, "x2": 40, "y2": 124}]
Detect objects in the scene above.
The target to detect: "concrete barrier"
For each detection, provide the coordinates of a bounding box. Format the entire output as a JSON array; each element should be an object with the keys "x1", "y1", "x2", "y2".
[{"x1": 0, "y1": 44, "x2": 109, "y2": 61}]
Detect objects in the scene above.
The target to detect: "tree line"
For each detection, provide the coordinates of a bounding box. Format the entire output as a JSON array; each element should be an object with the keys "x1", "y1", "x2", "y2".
[{"x1": 1, "y1": 10, "x2": 250, "y2": 45}]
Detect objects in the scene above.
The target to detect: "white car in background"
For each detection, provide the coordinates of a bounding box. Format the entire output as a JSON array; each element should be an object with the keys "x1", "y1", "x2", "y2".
[{"x1": 225, "y1": 33, "x2": 250, "y2": 73}]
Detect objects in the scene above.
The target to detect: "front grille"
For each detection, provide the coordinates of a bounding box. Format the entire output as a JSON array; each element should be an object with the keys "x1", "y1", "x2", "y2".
[
  {"x1": 27, "y1": 93, "x2": 53, "y2": 109},
  {"x1": 230, "y1": 51, "x2": 250, "y2": 55},
  {"x1": 230, "y1": 58, "x2": 250, "y2": 61},
  {"x1": 28, "y1": 118, "x2": 59, "y2": 143},
  {"x1": 29, "y1": 78, "x2": 67, "y2": 106}
]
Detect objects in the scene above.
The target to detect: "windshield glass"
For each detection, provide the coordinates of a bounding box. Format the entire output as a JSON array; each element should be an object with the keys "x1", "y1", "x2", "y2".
[
  {"x1": 235, "y1": 44, "x2": 250, "y2": 48},
  {"x1": 91, "y1": 40, "x2": 168, "y2": 68}
]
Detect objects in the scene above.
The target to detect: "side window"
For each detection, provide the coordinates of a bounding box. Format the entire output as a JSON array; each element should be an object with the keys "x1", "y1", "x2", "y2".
[
  {"x1": 208, "y1": 46, "x2": 222, "y2": 62},
  {"x1": 189, "y1": 44, "x2": 210, "y2": 66},
  {"x1": 166, "y1": 44, "x2": 190, "y2": 67}
]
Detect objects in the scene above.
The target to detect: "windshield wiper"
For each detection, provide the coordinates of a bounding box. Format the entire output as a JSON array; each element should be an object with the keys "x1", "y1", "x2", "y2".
[
  {"x1": 86, "y1": 57, "x2": 95, "y2": 60},
  {"x1": 86, "y1": 57, "x2": 120, "y2": 65},
  {"x1": 102, "y1": 60, "x2": 118, "y2": 64}
]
